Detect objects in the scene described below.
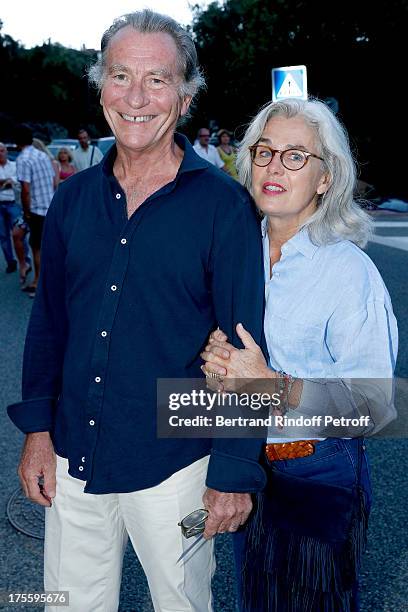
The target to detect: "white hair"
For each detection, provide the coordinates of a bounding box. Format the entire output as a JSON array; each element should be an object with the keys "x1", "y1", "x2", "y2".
[
  {"x1": 87, "y1": 9, "x2": 205, "y2": 122},
  {"x1": 237, "y1": 98, "x2": 372, "y2": 247}
]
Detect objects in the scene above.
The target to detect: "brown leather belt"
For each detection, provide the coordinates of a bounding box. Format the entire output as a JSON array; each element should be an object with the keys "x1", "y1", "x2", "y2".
[{"x1": 265, "y1": 440, "x2": 319, "y2": 461}]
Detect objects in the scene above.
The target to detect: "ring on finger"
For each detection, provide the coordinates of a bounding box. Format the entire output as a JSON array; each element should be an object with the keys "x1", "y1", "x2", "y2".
[{"x1": 206, "y1": 371, "x2": 223, "y2": 381}]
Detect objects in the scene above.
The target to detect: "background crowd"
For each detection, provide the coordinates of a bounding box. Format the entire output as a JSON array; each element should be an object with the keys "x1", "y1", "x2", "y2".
[
  {"x1": 0, "y1": 128, "x2": 103, "y2": 296},
  {"x1": 0, "y1": 0, "x2": 406, "y2": 200}
]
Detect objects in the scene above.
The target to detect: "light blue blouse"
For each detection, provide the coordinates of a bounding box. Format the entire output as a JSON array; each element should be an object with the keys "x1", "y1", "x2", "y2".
[{"x1": 262, "y1": 220, "x2": 398, "y2": 441}]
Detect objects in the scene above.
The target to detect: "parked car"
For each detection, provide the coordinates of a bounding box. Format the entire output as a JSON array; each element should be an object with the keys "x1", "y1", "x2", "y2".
[
  {"x1": 92, "y1": 136, "x2": 115, "y2": 155},
  {"x1": 6, "y1": 143, "x2": 19, "y2": 161},
  {"x1": 48, "y1": 139, "x2": 78, "y2": 159},
  {"x1": 50, "y1": 138, "x2": 78, "y2": 147},
  {"x1": 373, "y1": 199, "x2": 408, "y2": 213}
]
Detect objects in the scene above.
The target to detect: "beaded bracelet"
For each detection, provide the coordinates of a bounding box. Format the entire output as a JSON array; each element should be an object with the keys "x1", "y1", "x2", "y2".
[{"x1": 277, "y1": 370, "x2": 295, "y2": 413}]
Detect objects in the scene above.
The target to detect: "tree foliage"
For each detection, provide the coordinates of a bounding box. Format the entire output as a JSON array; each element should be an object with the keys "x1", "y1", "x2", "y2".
[
  {"x1": 0, "y1": 20, "x2": 104, "y2": 140},
  {"x1": 190, "y1": 0, "x2": 406, "y2": 196},
  {"x1": 0, "y1": 3, "x2": 406, "y2": 196}
]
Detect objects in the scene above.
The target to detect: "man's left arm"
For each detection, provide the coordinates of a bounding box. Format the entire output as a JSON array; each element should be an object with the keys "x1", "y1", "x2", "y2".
[
  {"x1": 8, "y1": 194, "x2": 68, "y2": 432},
  {"x1": 203, "y1": 192, "x2": 267, "y2": 536},
  {"x1": 17, "y1": 158, "x2": 32, "y2": 218}
]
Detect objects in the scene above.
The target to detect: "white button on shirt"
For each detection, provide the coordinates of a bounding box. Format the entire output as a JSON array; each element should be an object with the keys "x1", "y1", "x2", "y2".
[
  {"x1": 89, "y1": 420, "x2": 95, "y2": 426},
  {"x1": 95, "y1": 376, "x2": 101, "y2": 383},
  {"x1": 120, "y1": 238, "x2": 127, "y2": 245},
  {"x1": 116, "y1": 193, "x2": 121, "y2": 199},
  {"x1": 111, "y1": 285, "x2": 117, "y2": 291}
]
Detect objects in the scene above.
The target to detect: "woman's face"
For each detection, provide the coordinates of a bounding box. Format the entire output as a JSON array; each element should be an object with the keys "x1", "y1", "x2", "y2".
[
  {"x1": 251, "y1": 116, "x2": 329, "y2": 225},
  {"x1": 59, "y1": 149, "x2": 69, "y2": 162},
  {"x1": 220, "y1": 132, "x2": 230, "y2": 145}
]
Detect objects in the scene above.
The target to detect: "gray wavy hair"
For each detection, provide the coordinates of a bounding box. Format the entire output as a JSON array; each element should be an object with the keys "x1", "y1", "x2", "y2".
[
  {"x1": 88, "y1": 9, "x2": 205, "y2": 116},
  {"x1": 236, "y1": 98, "x2": 372, "y2": 247}
]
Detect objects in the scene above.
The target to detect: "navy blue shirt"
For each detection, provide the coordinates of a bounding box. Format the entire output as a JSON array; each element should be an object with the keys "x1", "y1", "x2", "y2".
[{"x1": 8, "y1": 134, "x2": 267, "y2": 494}]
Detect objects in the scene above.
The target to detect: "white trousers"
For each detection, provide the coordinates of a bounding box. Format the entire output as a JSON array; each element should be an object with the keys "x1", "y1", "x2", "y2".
[{"x1": 44, "y1": 455, "x2": 215, "y2": 612}]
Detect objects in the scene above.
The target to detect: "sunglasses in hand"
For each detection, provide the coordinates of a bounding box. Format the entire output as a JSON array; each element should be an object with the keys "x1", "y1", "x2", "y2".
[{"x1": 178, "y1": 509, "x2": 209, "y2": 538}]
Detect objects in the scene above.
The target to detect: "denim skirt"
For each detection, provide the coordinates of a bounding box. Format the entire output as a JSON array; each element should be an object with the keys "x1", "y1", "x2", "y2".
[{"x1": 234, "y1": 438, "x2": 372, "y2": 612}]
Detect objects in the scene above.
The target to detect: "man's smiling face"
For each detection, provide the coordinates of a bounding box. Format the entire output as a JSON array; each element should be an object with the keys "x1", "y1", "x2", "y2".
[{"x1": 100, "y1": 27, "x2": 191, "y2": 155}]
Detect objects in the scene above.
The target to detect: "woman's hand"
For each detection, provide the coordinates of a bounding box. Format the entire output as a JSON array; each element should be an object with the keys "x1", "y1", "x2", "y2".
[
  {"x1": 201, "y1": 323, "x2": 270, "y2": 390},
  {"x1": 200, "y1": 328, "x2": 231, "y2": 379}
]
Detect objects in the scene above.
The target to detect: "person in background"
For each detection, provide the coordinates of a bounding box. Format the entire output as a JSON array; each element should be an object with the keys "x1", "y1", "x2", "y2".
[
  {"x1": 57, "y1": 147, "x2": 76, "y2": 182},
  {"x1": 193, "y1": 127, "x2": 226, "y2": 171},
  {"x1": 0, "y1": 142, "x2": 31, "y2": 281},
  {"x1": 32, "y1": 138, "x2": 60, "y2": 190},
  {"x1": 72, "y1": 129, "x2": 103, "y2": 171},
  {"x1": 15, "y1": 126, "x2": 55, "y2": 298},
  {"x1": 217, "y1": 129, "x2": 238, "y2": 180},
  {"x1": 202, "y1": 98, "x2": 397, "y2": 611}
]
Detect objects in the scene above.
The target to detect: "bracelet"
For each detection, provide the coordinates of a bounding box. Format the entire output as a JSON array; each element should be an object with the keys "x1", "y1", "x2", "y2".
[
  {"x1": 277, "y1": 370, "x2": 295, "y2": 412},
  {"x1": 286, "y1": 374, "x2": 295, "y2": 403}
]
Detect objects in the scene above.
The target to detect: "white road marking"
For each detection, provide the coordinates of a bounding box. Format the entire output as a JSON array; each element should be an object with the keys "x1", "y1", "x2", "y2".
[
  {"x1": 369, "y1": 219, "x2": 408, "y2": 251},
  {"x1": 373, "y1": 221, "x2": 408, "y2": 228},
  {"x1": 369, "y1": 235, "x2": 408, "y2": 252}
]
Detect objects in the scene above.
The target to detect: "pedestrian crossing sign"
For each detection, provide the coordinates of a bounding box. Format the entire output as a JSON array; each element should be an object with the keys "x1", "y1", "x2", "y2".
[{"x1": 271, "y1": 65, "x2": 307, "y2": 102}]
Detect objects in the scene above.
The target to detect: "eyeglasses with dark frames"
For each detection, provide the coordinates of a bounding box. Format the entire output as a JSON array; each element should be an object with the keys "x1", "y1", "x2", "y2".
[{"x1": 249, "y1": 144, "x2": 324, "y2": 171}]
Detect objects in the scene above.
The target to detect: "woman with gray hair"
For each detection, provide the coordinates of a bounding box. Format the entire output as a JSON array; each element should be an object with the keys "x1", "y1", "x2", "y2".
[{"x1": 201, "y1": 98, "x2": 397, "y2": 610}]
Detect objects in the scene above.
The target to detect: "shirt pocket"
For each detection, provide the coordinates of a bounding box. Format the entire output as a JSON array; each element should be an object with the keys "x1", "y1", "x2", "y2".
[{"x1": 264, "y1": 313, "x2": 324, "y2": 376}]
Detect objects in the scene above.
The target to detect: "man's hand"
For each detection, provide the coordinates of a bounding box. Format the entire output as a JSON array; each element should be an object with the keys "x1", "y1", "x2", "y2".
[
  {"x1": 202, "y1": 488, "x2": 252, "y2": 539},
  {"x1": 0, "y1": 178, "x2": 12, "y2": 189},
  {"x1": 18, "y1": 432, "x2": 56, "y2": 507}
]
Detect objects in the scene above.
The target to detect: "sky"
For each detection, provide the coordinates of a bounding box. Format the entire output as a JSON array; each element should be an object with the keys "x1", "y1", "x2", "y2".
[{"x1": 1, "y1": 1, "x2": 213, "y2": 50}]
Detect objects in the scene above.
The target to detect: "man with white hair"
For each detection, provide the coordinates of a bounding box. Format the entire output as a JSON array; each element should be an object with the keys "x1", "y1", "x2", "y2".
[
  {"x1": 0, "y1": 142, "x2": 30, "y2": 277},
  {"x1": 8, "y1": 10, "x2": 265, "y2": 611}
]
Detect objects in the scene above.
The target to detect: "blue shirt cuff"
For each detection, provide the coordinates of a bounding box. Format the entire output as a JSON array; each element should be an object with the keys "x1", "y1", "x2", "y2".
[
  {"x1": 7, "y1": 397, "x2": 56, "y2": 433},
  {"x1": 206, "y1": 450, "x2": 267, "y2": 493}
]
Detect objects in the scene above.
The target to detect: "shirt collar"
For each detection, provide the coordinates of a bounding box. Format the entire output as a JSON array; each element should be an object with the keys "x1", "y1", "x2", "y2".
[
  {"x1": 20, "y1": 145, "x2": 33, "y2": 155},
  {"x1": 194, "y1": 142, "x2": 209, "y2": 151},
  {"x1": 261, "y1": 217, "x2": 319, "y2": 259},
  {"x1": 101, "y1": 132, "x2": 210, "y2": 178}
]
